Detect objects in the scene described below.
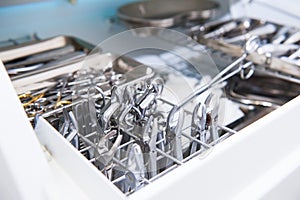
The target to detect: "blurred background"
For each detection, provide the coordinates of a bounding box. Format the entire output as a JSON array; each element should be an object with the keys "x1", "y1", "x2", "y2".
[{"x1": 0, "y1": 0, "x2": 229, "y2": 44}]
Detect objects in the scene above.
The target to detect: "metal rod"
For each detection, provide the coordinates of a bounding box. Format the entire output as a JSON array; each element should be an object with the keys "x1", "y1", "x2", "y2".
[
  {"x1": 156, "y1": 138, "x2": 165, "y2": 146},
  {"x1": 183, "y1": 149, "x2": 206, "y2": 162},
  {"x1": 157, "y1": 97, "x2": 193, "y2": 115},
  {"x1": 218, "y1": 125, "x2": 238, "y2": 135},
  {"x1": 85, "y1": 131, "x2": 97, "y2": 138},
  {"x1": 182, "y1": 132, "x2": 212, "y2": 148},
  {"x1": 142, "y1": 178, "x2": 151, "y2": 184},
  {"x1": 112, "y1": 175, "x2": 126, "y2": 184},
  {"x1": 156, "y1": 148, "x2": 183, "y2": 165},
  {"x1": 79, "y1": 146, "x2": 91, "y2": 153},
  {"x1": 112, "y1": 157, "x2": 127, "y2": 169},
  {"x1": 118, "y1": 140, "x2": 135, "y2": 150},
  {"x1": 211, "y1": 132, "x2": 231, "y2": 145}
]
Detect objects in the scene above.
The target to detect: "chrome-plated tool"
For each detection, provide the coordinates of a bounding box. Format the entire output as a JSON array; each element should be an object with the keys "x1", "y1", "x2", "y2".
[
  {"x1": 177, "y1": 36, "x2": 260, "y2": 109},
  {"x1": 223, "y1": 24, "x2": 276, "y2": 43}
]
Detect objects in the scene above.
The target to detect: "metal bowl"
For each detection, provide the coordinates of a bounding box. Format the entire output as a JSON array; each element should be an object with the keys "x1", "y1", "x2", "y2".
[{"x1": 117, "y1": 0, "x2": 219, "y2": 28}]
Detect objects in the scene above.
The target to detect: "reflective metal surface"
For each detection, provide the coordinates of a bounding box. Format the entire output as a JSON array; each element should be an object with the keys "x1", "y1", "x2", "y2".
[{"x1": 118, "y1": 0, "x2": 219, "y2": 28}]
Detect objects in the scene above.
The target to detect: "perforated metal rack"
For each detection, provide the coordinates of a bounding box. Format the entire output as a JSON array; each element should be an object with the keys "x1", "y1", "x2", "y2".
[{"x1": 68, "y1": 95, "x2": 236, "y2": 195}]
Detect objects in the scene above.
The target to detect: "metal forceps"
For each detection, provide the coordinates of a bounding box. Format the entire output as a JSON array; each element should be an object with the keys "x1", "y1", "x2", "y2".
[
  {"x1": 59, "y1": 108, "x2": 79, "y2": 149},
  {"x1": 132, "y1": 115, "x2": 158, "y2": 178},
  {"x1": 98, "y1": 86, "x2": 122, "y2": 130},
  {"x1": 79, "y1": 130, "x2": 122, "y2": 180},
  {"x1": 95, "y1": 130, "x2": 123, "y2": 180},
  {"x1": 204, "y1": 93, "x2": 220, "y2": 143},
  {"x1": 190, "y1": 102, "x2": 206, "y2": 155},
  {"x1": 147, "y1": 117, "x2": 158, "y2": 178},
  {"x1": 134, "y1": 78, "x2": 163, "y2": 120},
  {"x1": 125, "y1": 143, "x2": 146, "y2": 192},
  {"x1": 176, "y1": 36, "x2": 260, "y2": 110},
  {"x1": 165, "y1": 106, "x2": 184, "y2": 165}
]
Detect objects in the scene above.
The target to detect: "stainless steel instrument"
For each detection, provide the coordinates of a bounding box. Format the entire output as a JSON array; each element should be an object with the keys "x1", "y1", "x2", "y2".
[{"x1": 192, "y1": 18, "x2": 300, "y2": 79}]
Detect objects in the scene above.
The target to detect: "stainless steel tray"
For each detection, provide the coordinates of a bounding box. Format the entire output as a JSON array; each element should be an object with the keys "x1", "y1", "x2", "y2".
[
  {"x1": 118, "y1": 0, "x2": 219, "y2": 28},
  {"x1": 0, "y1": 35, "x2": 95, "y2": 80},
  {"x1": 192, "y1": 18, "x2": 300, "y2": 79}
]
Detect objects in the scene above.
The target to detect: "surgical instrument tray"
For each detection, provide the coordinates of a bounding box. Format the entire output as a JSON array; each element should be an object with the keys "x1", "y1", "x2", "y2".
[
  {"x1": 6, "y1": 29, "x2": 300, "y2": 196},
  {"x1": 192, "y1": 18, "x2": 300, "y2": 80},
  {"x1": 0, "y1": 35, "x2": 94, "y2": 79}
]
